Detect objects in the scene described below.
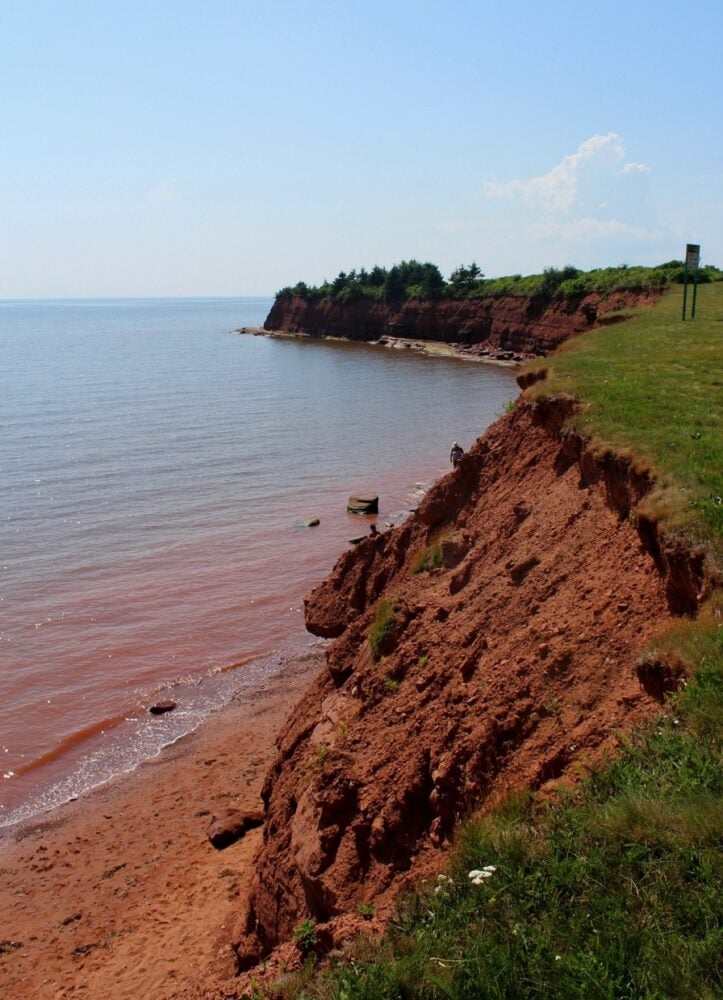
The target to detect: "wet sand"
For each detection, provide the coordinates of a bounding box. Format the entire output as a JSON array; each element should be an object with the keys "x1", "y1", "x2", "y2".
[{"x1": 0, "y1": 649, "x2": 324, "y2": 1000}]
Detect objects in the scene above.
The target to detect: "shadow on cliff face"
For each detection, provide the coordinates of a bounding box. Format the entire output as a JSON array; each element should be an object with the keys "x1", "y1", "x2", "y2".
[{"x1": 234, "y1": 398, "x2": 711, "y2": 971}]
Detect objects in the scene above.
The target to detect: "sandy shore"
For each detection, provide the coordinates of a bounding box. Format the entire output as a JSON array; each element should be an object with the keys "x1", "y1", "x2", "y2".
[{"x1": 0, "y1": 648, "x2": 324, "y2": 1000}]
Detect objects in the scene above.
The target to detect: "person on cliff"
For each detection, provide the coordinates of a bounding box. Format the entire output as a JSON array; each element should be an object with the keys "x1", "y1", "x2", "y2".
[{"x1": 450, "y1": 441, "x2": 464, "y2": 467}]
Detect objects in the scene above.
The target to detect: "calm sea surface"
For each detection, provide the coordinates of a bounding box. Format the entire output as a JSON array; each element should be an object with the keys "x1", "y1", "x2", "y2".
[{"x1": 0, "y1": 297, "x2": 516, "y2": 825}]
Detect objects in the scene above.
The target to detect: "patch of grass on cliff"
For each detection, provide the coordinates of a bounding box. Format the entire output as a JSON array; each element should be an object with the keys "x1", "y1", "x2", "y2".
[
  {"x1": 411, "y1": 542, "x2": 443, "y2": 575},
  {"x1": 369, "y1": 599, "x2": 396, "y2": 661},
  {"x1": 525, "y1": 281, "x2": 723, "y2": 558},
  {"x1": 286, "y1": 616, "x2": 722, "y2": 1000}
]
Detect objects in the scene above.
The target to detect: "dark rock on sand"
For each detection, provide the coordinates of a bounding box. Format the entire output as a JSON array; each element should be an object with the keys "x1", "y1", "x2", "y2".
[
  {"x1": 0, "y1": 940, "x2": 23, "y2": 954},
  {"x1": 149, "y1": 700, "x2": 177, "y2": 715},
  {"x1": 207, "y1": 809, "x2": 264, "y2": 850}
]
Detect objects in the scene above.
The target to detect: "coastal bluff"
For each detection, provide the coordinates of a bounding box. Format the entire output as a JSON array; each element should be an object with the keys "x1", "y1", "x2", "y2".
[
  {"x1": 263, "y1": 288, "x2": 661, "y2": 356},
  {"x1": 230, "y1": 387, "x2": 712, "y2": 977}
]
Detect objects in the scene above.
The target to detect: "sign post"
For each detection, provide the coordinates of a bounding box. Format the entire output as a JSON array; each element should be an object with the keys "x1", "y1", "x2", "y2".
[{"x1": 682, "y1": 243, "x2": 700, "y2": 320}]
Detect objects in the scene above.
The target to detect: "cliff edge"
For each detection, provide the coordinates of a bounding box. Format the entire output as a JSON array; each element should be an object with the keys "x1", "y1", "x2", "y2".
[
  {"x1": 264, "y1": 290, "x2": 661, "y2": 356},
  {"x1": 233, "y1": 392, "x2": 709, "y2": 971}
]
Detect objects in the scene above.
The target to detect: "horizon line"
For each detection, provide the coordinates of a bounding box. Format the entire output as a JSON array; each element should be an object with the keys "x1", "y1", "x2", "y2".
[{"x1": 0, "y1": 293, "x2": 277, "y2": 304}]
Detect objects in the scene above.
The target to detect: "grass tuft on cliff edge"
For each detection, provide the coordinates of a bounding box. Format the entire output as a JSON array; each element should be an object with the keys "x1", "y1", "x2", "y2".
[{"x1": 524, "y1": 281, "x2": 723, "y2": 560}]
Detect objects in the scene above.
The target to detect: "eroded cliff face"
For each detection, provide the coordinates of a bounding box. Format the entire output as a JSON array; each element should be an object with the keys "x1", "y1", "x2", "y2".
[
  {"x1": 264, "y1": 290, "x2": 661, "y2": 355},
  {"x1": 234, "y1": 396, "x2": 709, "y2": 969}
]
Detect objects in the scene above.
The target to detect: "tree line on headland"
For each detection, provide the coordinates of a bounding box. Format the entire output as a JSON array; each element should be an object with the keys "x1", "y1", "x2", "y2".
[{"x1": 278, "y1": 259, "x2": 722, "y2": 304}]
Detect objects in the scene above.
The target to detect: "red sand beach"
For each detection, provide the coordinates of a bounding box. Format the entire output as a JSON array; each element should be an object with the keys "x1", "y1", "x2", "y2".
[{"x1": 0, "y1": 649, "x2": 323, "y2": 1000}]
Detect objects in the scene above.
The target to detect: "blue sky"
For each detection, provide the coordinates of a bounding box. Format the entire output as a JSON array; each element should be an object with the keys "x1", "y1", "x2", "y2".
[{"x1": 1, "y1": 0, "x2": 721, "y2": 297}]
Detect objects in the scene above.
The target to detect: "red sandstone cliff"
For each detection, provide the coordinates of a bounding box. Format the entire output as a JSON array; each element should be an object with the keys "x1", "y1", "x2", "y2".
[
  {"x1": 264, "y1": 290, "x2": 661, "y2": 355},
  {"x1": 232, "y1": 392, "x2": 710, "y2": 971}
]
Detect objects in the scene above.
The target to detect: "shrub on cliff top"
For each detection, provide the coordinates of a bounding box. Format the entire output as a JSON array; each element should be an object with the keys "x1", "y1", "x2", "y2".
[{"x1": 276, "y1": 259, "x2": 722, "y2": 304}]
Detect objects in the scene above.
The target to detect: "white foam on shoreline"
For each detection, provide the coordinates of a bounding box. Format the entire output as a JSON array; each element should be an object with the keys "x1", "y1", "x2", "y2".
[{"x1": 0, "y1": 636, "x2": 326, "y2": 831}]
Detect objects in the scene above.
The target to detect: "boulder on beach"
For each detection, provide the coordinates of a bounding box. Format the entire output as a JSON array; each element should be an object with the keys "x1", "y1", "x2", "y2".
[
  {"x1": 347, "y1": 494, "x2": 379, "y2": 515},
  {"x1": 207, "y1": 808, "x2": 264, "y2": 850},
  {"x1": 149, "y1": 700, "x2": 177, "y2": 715}
]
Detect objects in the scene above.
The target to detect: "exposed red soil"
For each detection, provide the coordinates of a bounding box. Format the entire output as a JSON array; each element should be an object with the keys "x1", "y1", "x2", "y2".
[
  {"x1": 264, "y1": 290, "x2": 662, "y2": 355},
  {"x1": 228, "y1": 396, "x2": 708, "y2": 984}
]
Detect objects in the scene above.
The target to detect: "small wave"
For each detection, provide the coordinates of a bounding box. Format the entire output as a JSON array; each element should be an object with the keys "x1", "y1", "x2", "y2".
[
  {"x1": 0, "y1": 635, "x2": 324, "y2": 830},
  {"x1": 9, "y1": 715, "x2": 128, "y2": 779}
]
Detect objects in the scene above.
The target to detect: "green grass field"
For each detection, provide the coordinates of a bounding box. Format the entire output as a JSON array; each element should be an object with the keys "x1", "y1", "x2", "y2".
[
  {"x1": 257, "y1": 288, "x2": 722, "y2": 1000},
  {"x1": 528, "y1": 282, "x2": 723, "y2": 559}
]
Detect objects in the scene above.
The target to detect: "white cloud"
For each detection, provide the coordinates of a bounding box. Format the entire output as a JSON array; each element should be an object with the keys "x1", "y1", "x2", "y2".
[
  {"x1": 622, "y1": 162, "x2": 651, "y2": 175},
  {"x1": 482, "y1": 133, "x2": 663, "y2": 249},
  {"x1": 483, "y1": 133, "x2": 651, "y2": 215}
]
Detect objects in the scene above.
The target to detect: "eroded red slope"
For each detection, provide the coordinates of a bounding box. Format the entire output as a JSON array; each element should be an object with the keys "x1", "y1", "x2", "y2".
[{"x1": 234, "y1": 399, "x2": 706, "y2": 968}]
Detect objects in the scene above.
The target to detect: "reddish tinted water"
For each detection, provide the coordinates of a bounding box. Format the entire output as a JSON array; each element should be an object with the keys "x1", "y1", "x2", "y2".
[{"x1": 0, "y1": 298, "x2": 516, "y2": 824}]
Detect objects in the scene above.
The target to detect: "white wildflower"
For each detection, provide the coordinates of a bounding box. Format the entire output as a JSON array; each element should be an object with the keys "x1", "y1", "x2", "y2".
[
  {"x1": 469, "y1": 865, "x2": 497, "y2": 881},
  {"x1": 555, "y1": 955, "x2": 562, "y2": 961}
]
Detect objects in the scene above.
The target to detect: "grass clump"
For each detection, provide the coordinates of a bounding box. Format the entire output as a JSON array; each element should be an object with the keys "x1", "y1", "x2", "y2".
[
  {"x1": 295, "y1": 631, "x2": 722, "y2": 999},
  {"x1": 369, "y1": 599, "x2": 396, "y2": 661},
  {"x1": 411, "y1": 542, "x2": 443, "y2": 575},
  {"x1": 525, "y1": 281, "x2": 723, "y2": 560}
]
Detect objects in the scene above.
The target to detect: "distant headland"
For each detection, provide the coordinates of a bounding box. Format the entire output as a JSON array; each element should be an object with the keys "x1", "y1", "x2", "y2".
[{"x1": 261, "y1": 259, "x2": 721, "y2": 360}]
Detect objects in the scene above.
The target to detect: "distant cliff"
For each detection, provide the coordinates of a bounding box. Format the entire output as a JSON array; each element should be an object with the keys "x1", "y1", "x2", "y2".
[{"x1": 264, "y1": 289, "x2": 662, "y2": 356}]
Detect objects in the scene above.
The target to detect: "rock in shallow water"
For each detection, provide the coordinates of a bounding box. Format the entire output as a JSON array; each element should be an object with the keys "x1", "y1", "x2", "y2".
[
  {"x1": 149, "y1": 700, "x2": 177, "y2": 715},
  {"x1": 347, "y1": 494, "x2": 379, "y2": 514}
]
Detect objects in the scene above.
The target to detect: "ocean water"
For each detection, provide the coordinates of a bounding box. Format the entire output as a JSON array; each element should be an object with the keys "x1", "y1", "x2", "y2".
[{"x1": 0, "y1": 297, "x2": 516, "y2": 826}]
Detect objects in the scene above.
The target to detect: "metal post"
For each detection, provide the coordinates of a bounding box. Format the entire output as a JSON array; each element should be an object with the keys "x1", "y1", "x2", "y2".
[
  {"x1": 691, "y1": 274, "x2": 698, "y2": 319},
  {"x1": 682, "y1": 265, "x2": 689, "y2": 320}
]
